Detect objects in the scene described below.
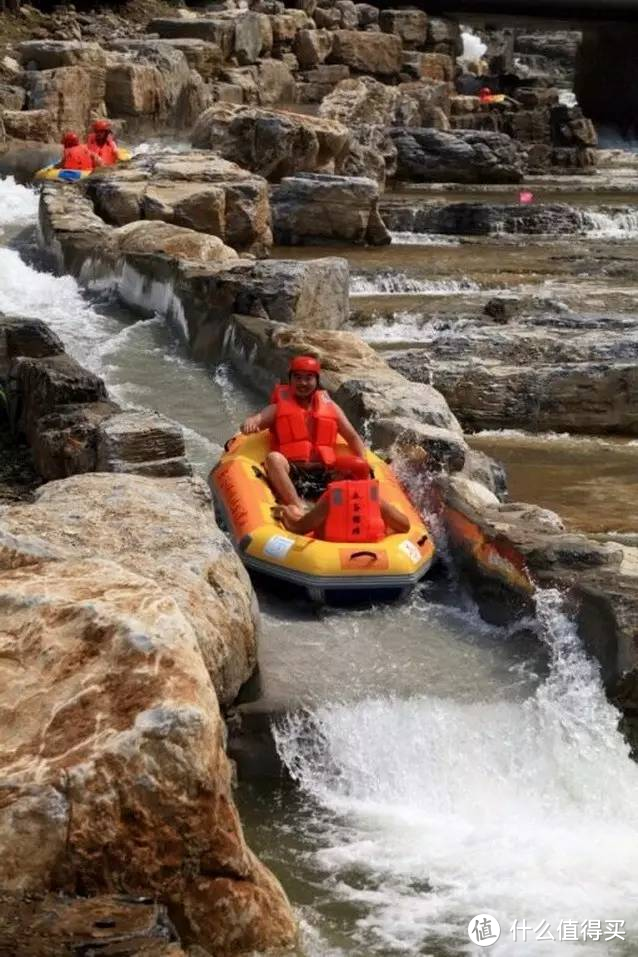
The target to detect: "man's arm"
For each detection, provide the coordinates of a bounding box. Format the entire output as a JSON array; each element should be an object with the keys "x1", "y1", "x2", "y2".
[
  {"x1": 241, "y1": 404, "x2": 276, "y2": 434},
  {"x1": 334, "y1": 406, "x2": 367, "y2": 458},
  {"x1": 381, "y1": 499, "x2": 411, "y2": 534}
]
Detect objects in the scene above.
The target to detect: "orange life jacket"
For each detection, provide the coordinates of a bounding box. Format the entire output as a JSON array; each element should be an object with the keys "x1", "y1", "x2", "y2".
[
  {"x1": 271, "y1": 384, "x2": 339, "y2": 466},
  {"x1": 321, "y1": 479, "x2": 386, "y2": 543},
  {"x1": 87, "y1": 134, "x2": 119, "y2": 166},
  {"x1": 61, "y1": 144, "x2": 94, "y2": 171}
]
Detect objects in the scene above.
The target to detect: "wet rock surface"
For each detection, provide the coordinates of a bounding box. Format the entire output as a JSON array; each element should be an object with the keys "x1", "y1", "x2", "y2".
[{"x1": 388, "y1": 304, "x2": 638, "y2": 435}]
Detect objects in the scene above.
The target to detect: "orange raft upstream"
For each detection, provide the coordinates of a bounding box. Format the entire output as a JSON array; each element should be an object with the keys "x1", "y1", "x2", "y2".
[{"x1": 209, "y1": 431, "x2": 436, "y2": 602}]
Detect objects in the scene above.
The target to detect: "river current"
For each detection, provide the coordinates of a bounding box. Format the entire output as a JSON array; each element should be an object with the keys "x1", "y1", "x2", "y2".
[{"x1": 2, "y1": 173, "x2": 638, "y2": 955}]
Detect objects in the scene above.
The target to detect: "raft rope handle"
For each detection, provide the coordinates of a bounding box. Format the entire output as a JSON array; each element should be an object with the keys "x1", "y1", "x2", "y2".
[{"x1": 349, "y1": 551, "x2": 378, "y2": 561}]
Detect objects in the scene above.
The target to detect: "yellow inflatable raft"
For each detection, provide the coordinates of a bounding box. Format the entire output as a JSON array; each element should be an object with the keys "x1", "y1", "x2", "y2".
[
  {"x1": 34, "y1": 148, "x2": 132, "y2": 183},
  {"x1": 210, "y1": 432, "x2": 436, "y2": 602}
]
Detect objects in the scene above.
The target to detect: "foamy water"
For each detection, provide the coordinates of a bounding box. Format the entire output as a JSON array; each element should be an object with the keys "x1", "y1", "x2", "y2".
[
  {"x1": 350, "y1": 272, "x2": 480, "y2": 296},
  {"x1": 275, "y1": 589, "x2": 638, "y2": 955}
]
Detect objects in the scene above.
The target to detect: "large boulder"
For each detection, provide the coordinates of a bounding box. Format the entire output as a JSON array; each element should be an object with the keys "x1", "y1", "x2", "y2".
[
  {"x1": 147, "y1": 16, "x2": 237, "y2": 59},
  {"x1": 293, "y1": 27, "x2": 333, "y2": 68},
  {"x1": 105, "y1": 45, "x2": 209, "y2": 133},
  {"x1": 271, "y1": 172, "x2": 390, "y2": 245},
  {"x1": 0, "y1": 472, "x2": 296, "y2": 952},
  {"x1": 328, "y1": 30, "x2": 403, "y2": 76},
  {"x1": 85, "y1": 152, "x2": 272, "y2": 254},
  {"x1": 18, "y1": 39, "x2": 107, "y2": 71},
  {"x1": 2, "y1": 109, "x2": 57, "y2": 143},
  {"x1": 234, "y1": 12, "x2": 273, "y2": 64},
  {"x1": 24, "y1": 65, "x2": 103, "y2": 138},
  {"x1": 107, "y1": 37, "x2": 223, "y2": 81},
  {"x1": 191, "y1": 103, "x2": 351, "y2": 181},
  {"x1": 389, "y1": 127, "x2": 525, "y2": 183},
  {"x1": 379, "y1": 9, "x2": 428, "y2": 49}
]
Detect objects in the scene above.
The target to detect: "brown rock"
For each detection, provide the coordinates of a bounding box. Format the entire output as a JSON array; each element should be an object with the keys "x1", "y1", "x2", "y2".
[
  {"x1": 2, "y1": 109, "x2": 57, "y2": 143},
  {"x1": 0, "y1": 472, "x2": 296, "y2": 951},
  {"x1": 379, "y1": 9, "x2": 428, "y2": 49},
  {"x1": 329, "y1": 29, "x2": 403, "y2": 75},
  {"x1": 18, "y1": 39, "x2": 107, "y2": 70},
  {"x1": 96, "y1": 410, "x2": 191, "y2": 477},
  {"x1": 191, "y1": 103, "x2": 351, "y2": 181},
  {"x1": 294, "y1": 27, "x2": 333, "y2": 67},
  {"x1": 25, "y1": 65, "x2": 101, "y2": 137},
  {"x1": 115, "y1": 219, "x2": 239, "y2": 264},
  {"x1": 108, "y1": 38, "x2": 223, "y2": 81},
  {"x1": 415, "y1": 51, "x2": 455, "y2": 82},
  {"x1": 86, "y1": 152, "x2": 272, "y2": 253},
  {"x1": 234, "y1": 12, "x2": 273, "y2": 65},
  {"x1": 147, "y1": 17, "x2": 236, "y2": 59}
]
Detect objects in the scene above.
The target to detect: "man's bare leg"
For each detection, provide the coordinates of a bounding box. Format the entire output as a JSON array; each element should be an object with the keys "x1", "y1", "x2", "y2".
[{"x1": 265, "y1": 452, "x2": 304, "y2": 519}]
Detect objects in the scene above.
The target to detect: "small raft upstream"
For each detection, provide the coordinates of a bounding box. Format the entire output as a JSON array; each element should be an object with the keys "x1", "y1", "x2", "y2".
[
  {"x1": 33, "y1": 148, "x2": 132, "y2": 183},
  {"x1": 210, "y1": 432, "x2": 435, "y2": 603}
]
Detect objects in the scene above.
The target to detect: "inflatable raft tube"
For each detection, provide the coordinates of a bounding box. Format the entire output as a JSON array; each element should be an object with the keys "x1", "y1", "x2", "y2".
[
  {"x1": 34, "y1": 148, "x2": 132, "y2": 182},
  {"x1": 210, "y1": 431, "x2": 436, "y2": 603}
]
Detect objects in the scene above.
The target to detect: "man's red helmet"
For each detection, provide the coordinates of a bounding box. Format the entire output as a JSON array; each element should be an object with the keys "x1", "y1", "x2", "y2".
[
  {"x1": 289, "y1": 355, "x2": 320, "y2": 375},
  {"x1": 92, "y1": 119, "x2": 112, "y2": 132},
  {"x1": 62, "y1": 131, "x2": 79, "y2": 147}
]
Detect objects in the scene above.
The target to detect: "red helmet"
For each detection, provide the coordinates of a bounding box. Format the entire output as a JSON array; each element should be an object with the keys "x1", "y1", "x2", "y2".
[
  {"x1": 92, "y1": 119, "x2": 112, "y2": 132},
  {"x1": 289, "y1": 355, "x2": 320, "y2": 375},
  {"x1": 62, "y1": 131, "x2": 79, "y2": 148}
]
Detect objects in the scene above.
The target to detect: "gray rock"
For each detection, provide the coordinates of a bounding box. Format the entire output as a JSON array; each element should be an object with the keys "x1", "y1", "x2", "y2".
[
  {"x1": 379, "y1": 9, "x2": 428, "y2": 49},
  {"x1": 389, "y1": 127, "x2": 525, "y2": 184},
  {"x1": 271, "y1": 172, "x2": 390, "y2": 245},
  {"x1": 96, "y1": 411, "x2": 191, "y2": 477}
]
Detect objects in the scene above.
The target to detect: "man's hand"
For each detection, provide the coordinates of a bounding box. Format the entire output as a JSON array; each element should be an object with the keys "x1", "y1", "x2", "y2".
[{"x1": 241, "y1": 414, "x2": 262, "y2": 435}]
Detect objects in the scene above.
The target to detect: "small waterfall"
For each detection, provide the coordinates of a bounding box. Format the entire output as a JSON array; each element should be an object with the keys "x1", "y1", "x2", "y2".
[
  {"x1": 274, "y1": 589, "x2": 638, "y2": 955},
  {"x1": 350, "y1": 272, "x2": 480, "y2": 296},
  {"x1": 389, "y1": 231, "x2": 460, "y2": 246},
  {"x1": 581, "y1": 209, "x2": 638, "y2": 238}
]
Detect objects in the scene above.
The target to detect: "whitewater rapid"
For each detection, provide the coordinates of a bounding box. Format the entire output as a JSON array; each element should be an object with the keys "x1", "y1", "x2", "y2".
[{"x1": 275, "y1": 589, "x2": 638, "y2": 955}]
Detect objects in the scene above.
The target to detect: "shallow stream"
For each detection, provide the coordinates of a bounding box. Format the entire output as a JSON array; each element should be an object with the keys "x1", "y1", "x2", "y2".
[{"x1": 2, "y1": 168, "x2": 638, "y2": 955}]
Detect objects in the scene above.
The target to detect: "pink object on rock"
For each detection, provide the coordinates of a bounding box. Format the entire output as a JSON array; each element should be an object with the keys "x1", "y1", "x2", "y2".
[{"x1": 519, "y1": 189, "x2": 534, "y2": 205}]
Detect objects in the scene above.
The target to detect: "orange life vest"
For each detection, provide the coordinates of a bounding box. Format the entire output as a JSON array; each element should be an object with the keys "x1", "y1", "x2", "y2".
[
  {"x1": 87, "y1": 134, "x2": 119, "y2": 166},
  {"x1": 321, "y1": 479, "x2": 386, "y2": 543},
  {"x1": 271, "y1": 385, "x2": 339, "y2": 466},
  {"x1": 61, "y1": 144, "x2": 94, "y2": 171}
]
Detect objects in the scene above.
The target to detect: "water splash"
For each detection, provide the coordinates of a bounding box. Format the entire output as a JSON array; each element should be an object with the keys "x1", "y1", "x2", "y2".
[
  {"x1": 0, "y1": 176, "x2": 38, "y2": 231},
  {"x1": 274, "y1": 589, "x2": 638, "y2": 955}
]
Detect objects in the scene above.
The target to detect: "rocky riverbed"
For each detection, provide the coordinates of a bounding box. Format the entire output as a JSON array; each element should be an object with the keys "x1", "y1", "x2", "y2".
[{"x1": 1, "y1": 2, "x2": 638, "y2": 955}]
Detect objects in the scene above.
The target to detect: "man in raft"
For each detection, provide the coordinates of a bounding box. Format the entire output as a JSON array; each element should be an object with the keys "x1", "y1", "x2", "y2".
[
  {"x1": 87, "y1": 119, "x2": 119, "y2": 166},
  {"x1": 57, "y1": 131, "x2": 102, "y2": 171},
  {"x1": 241, "y1": 355, "x2": 368, "y2": 520}
]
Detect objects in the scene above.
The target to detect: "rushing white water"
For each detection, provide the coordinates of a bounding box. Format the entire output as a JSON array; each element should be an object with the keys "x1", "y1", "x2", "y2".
[
  {"x1": 389, "y1": 231, "x2": 460, "y2": 247},
  {"x1": 459, "y1": 28, "x2": 488, "y2": 69},
  {"x1": 581, "y1": 209, "x2": 638, "y2": 239},
  {"x1": 0, "y1": 176, "x2": 39, "y2": 231},
  {"x1": 350, "y1": 272, "x2": 480, "y2": 296},
  {"x1": 275, "y1": 588, "x2": 638, "y2": 955}
]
